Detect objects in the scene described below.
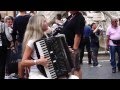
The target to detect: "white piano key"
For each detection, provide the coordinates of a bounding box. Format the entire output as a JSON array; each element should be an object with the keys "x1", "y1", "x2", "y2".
[{"x1": 36, "y1": 40, "x2": 57, "y2": 79}]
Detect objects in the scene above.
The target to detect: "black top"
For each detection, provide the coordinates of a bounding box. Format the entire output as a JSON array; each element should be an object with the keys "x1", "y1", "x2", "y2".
[
  {"x1": 61, "y1": 12, "x2": 85, "y2": 47},
  {"x1": 12, "y1": 15, "x2": 31, "y2": 43},
  {"x1": 90, "y1": 30, "x2": 100, "y2": 48}
]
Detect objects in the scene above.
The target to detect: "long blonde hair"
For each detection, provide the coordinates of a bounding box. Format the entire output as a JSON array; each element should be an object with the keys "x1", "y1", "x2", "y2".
[{"x1": 22, "y1": 15, "x2": 45, "y2": 55}]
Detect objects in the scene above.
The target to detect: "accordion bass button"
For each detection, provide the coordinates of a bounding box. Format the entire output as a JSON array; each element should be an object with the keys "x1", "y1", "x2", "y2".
[
  {"x1": 53, "y1": 60, "x2": 56, "y2": 63},
  {"x1": 50, "y1": 51, "x2": 53, "y2": 54}
]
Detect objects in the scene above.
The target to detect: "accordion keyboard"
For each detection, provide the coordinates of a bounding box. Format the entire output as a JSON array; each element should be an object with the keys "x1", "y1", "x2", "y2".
[{"x1": 36, "y1": 40, "x2": 57, "y2": 79}]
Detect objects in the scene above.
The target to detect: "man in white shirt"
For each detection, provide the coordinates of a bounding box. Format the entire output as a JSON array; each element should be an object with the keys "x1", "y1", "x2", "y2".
[{"x1": 106, "y1": 18, "x2": 120, "y2": 73}]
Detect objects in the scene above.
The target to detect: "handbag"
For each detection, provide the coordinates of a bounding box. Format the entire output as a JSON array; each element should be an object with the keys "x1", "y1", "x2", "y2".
[{"x1": 6, "y1": 49, "x2": 18, "y2": 74}]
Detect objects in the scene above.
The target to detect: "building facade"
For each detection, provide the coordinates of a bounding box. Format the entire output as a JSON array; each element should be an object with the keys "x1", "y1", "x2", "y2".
[{"x1": 0, "y1": 11, "x2": 16, "y2": 17}]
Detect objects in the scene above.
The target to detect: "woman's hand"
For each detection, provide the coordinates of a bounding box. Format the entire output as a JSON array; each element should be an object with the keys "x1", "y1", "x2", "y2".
[{"x1": 37, "y1": 57, "x2": 49, "y2": 67}]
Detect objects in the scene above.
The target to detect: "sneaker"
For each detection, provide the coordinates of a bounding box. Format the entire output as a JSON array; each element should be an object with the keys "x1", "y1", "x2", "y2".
[
  {"x1": 112, "y1": 68, "x2": 116, "y2": 73},
  {"x1": 90, "y1": 65, "x2": 95, "y2": 67},
  {"x1": 91, "y1": 64, "x2": 102, "y2": 67},
  {"x1": 88, "y1": 60, "x2": 92, "y2": 65},
  {"x1": 96, "y1": 64, "x2": 102, "y2": 67},
  {"x1": 88, "y1": 62, "x2": 92, "y2": 65},
  {"x1": 118, "y1": 67, "x2": 120, "y2": 72}
]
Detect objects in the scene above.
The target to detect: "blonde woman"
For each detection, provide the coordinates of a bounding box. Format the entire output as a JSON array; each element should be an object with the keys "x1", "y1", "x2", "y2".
[
  {"x1": 19, "y1": 15, "x2": 79, "y2": 79},
  {"x1": 19, "y1": 15, "x2": 49, "y2": 79}
]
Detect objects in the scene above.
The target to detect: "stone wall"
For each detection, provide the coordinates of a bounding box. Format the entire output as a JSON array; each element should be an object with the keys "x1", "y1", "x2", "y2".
[
  {"x1": 37, "y1": 11, "x2": 66, "y2": 25},
  {"x1": 0, "y1": 11, "x2": 14, "y2": 17}
]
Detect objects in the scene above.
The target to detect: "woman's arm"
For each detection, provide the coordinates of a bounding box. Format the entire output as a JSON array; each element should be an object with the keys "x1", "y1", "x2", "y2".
[
  {"x1": 18, "y1": 45, "x2": 33, "y2": 79},
  {"x1": 21, "y1": 45, "x2": 36, "y2": 67},
  {"x1": 22, "y1": 45, "x2": 48, "y2": 66},
  {"x1": 19, "y1": 45, "x2": 48, "y2": 78}
]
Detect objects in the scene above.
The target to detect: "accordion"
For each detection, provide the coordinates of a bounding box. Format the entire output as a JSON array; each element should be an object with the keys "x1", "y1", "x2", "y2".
[{"x1": 34, "y1": 34, "x2": 73, "y2": 79}]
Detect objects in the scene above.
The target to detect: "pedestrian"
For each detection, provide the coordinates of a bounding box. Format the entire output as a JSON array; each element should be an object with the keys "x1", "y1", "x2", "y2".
[
  {"x1": 0, "y1": 14, "x2": 14, "y2": 79},
  {"x1": 80, "y1": 21, "x2": 92, "y2": 65},
  {"x1": 12, "y1": 11, "x2": 31, "y2": 61},
  {"x1": 106, "y1": 17, "x2": 120, "y2": 73},
  {"x1": 51, "y1": 13, "x2": 63, "y2": 31},
  {"x1": 90, "y1": 23, "x2": 102, "y2": 67},
  {"x1": 61, "y1": 11, "x2": 85, "y2": 79}
]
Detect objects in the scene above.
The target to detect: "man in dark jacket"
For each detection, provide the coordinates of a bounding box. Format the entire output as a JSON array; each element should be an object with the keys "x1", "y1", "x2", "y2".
[
  {"x1": 62, "y1": 11, "x2": 85, "y2": 79},
  {"x1": 80, "y1": 24, "x2": 92, "y2": 64},
  {"x1": 12, "y1": 11, "x2": 30, "y2": 60}
]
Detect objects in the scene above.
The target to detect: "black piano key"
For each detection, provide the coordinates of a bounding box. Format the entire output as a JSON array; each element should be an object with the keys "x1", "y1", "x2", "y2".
[
  {"x1": 40, "y1": 42, "x2": 46, "y2": 45},
  {"x1": 44, "y1": 55, "x2": 49, "y2": 57},
  {"x1": 49, "y1": 70, "x2": 54, "y2": 73},
  {"x1": 48, "y1": 63, "x2": 53, "y2": 66},
  {"x1": 50, "y1": 72, "x2": 55, "y2": 75},
  {"x1": 41, "y1": 44, "x2": 46, "y2": 46},
  {"x1": 48, "y1": 67, "x2": 54, "y2": 70},
  {"x1": 42, "y1": 47, "x2": 47, "y2": 49},
  {"x1": 44, "y1": 53, "x2": 49, "y2": 56},
  {"x1": 43, "y1": 53, "x2": 49, "y2": 56},
  {"x1": 51, "y1": 74, "x2": 57, "y2": 78},
  {"x1": 51, "y1": 76, "x2": 57, "y2": 79},
  {"x1": 48, "y1": 67, "x2": 53, "y2": 69},
  {"x1": 41, "y1": 45, "x2": 46, "y2": 48},
  {"x1": 40, "y1": 43, "x2": 46, "y2": 46},
  {"x1": 48, "y1": 64, "x2": 53, "y2": 67},
  {"x1": 48, "y1": 66, "x2": 54, "y2": 69},
  {"x1": 41, "y1": 47, "x2": 46, "y2": 49},
  {"x1": 49, "y1": 71, "x2": 55, "y2": 75},
  {"x1": 49, "y1": 69, "x2": 55, "y2": 72},
  {"x1": 42, "y1": 49, "x2": 47, "y2": 51},
  {"x1": 49, "y1": 68, "x2": 55, "y2": 71},
  {"x1": 51, "y1": 73, "x2": 56, "y2": 76},
  {"x1": 43, "y1": 50, "x2": 49, "y2": 53}
]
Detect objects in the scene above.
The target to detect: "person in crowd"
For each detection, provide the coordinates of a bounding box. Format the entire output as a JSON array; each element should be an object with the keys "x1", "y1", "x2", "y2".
[
  {"x1": 4, "y1": 16, "x2": 14, "y2": 34},
  {"x1": 18, "y1": 15, "x2": 79, "y2": 79},
  {"x1": 29, "y1": 11, "x2": 36, "y2": 16},
  {"x1": 106, "y1": 18, "x2": 120, "y2": 73},
  {"x1": 4, "y1": 16, "x2": 16, "y2": 76},
  {"x1": 12, "y1": 11, "x2": 31, "y2": 60},
  {"x1": 0, "y1": 14, "x2": 14, "y2": 79},
  {"x1": 61, "y1": 11, "x2": 85, "y2": 79},
  {"x1": 8, "y1": 16, "x2": 14, "y2": 28},
  {"x1": 90, "y1": 23, "x2": 102, "y2": 67},
  {"x1": 51, "y1": 14, "x2": 63, "y2": 31},
  {"x1": 80, "y1": 22, "x2": 92, "y2": 65}
]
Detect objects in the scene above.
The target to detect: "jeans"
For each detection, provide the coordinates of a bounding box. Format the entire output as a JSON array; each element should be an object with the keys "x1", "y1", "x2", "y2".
[
  {"x1": 80, "y1": 37, "x2": 91, "y2": 63},
  {"x1": 16, "y1": 42, "x2": 22, "y2": 60},
  {"x1": 109, "y1": 46, "x2": 120, "y2": 69},
  {"x1": 71, "y1": 49, "x2": 81, "y2": 71},
  {"x1": 91, "y1": 47, "x2": 99, "y2": 66}
]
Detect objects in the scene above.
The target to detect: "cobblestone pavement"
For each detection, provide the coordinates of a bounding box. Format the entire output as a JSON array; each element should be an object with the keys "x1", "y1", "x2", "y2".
[
  {"x1": 5, "y1": 53, "x2": 120, "y2": 79},
  {"x1": 81, "y1": 60, "x2": 120, "y2": 79}
]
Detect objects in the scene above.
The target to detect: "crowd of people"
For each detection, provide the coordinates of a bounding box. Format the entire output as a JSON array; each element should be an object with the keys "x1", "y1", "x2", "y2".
[{"x1": 0, "y1": 11, "x2": 120, "y2": 79}]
